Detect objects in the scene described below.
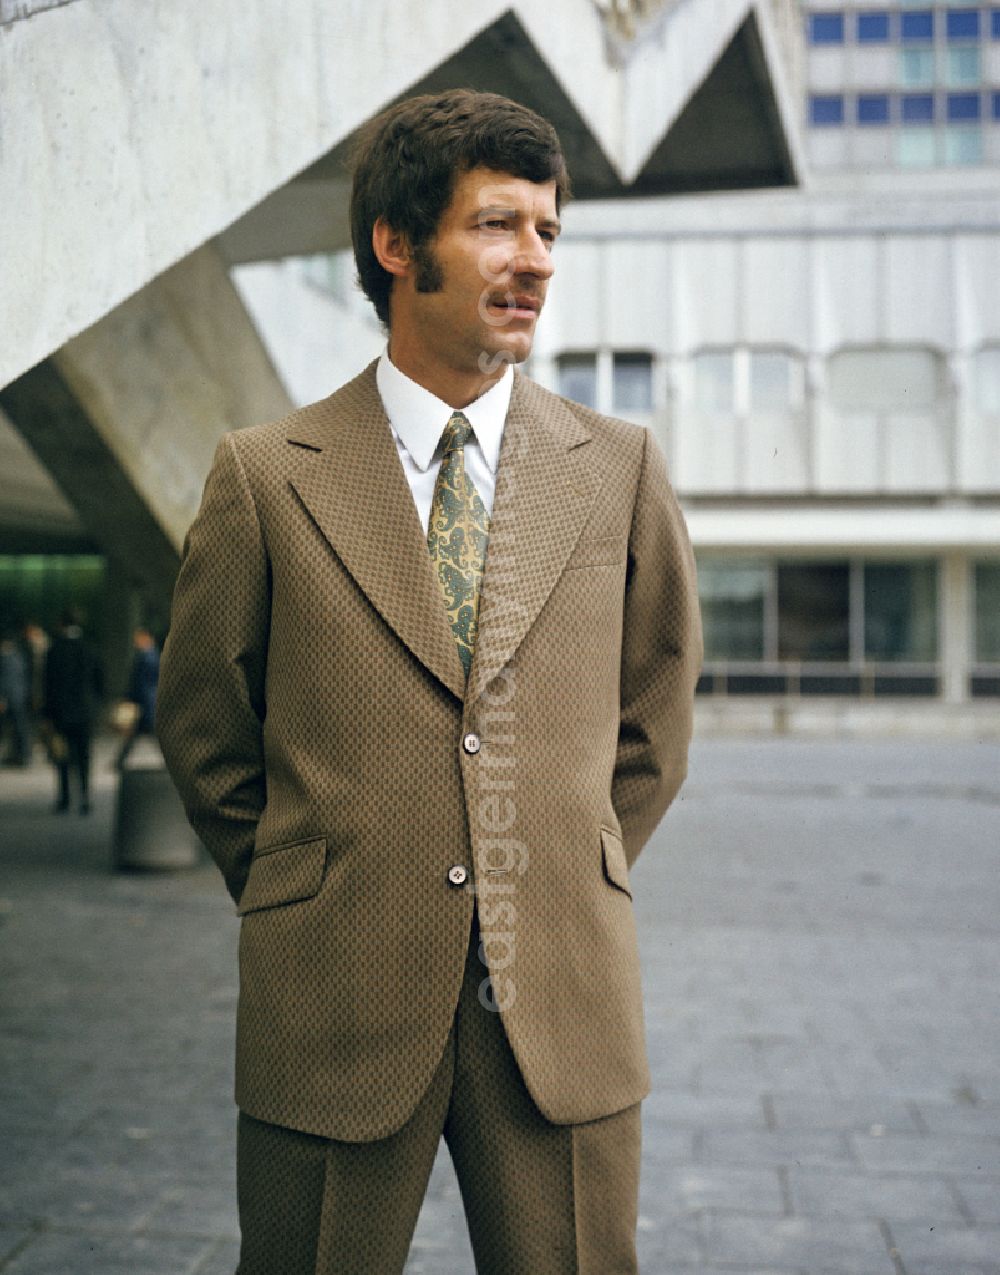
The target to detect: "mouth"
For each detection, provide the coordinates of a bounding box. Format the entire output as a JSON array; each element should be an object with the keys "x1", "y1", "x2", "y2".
[{"x1": 486, "y1": 293, "x2": 542, "y2": 321}]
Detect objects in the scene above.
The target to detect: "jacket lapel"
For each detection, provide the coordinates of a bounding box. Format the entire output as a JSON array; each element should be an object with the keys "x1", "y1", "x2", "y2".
[
  {"x1": 468, "y1": 373, "x2": 602, "y2": 707},
  {"x1": 287, "y1": 364, "x2": 467, "y2": 702}
]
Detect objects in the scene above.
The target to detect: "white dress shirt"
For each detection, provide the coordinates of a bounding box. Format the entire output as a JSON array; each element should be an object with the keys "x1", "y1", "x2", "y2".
[{"x1": 376, "y1": 348, "x2": 512, "y2": 534}]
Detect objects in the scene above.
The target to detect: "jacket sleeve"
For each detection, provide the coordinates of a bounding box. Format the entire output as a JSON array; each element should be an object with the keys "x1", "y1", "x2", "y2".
[
  {"x1": 612, "y1": 428, "x2": 702, "y2": 867},
  {"x1": 157, "y1": 433, "x2": 270, "y2": 903}
]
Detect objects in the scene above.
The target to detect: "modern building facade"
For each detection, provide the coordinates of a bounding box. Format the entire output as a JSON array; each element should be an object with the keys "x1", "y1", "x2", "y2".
[
  {"x1": 803, "y1": 0, "x2": 1000, "y2": 170},
  {"x1": 249, "y1": 2, "x2": 1000, "y2": 732}
]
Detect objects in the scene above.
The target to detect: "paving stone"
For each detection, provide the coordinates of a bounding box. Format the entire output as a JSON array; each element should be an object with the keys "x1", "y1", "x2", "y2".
[
  {"x1": 646, "y1": 1165, "x2": 785, "y2": 1217},
  {"x1": 139, "y1": 1178, "x2": 239, "y2": 1241},
  {"x1": 0, "y1": 1228, "x2": 33, "y2": 1264},
  {"x1": 769, "y1": 1093, "x2": 918, "y2": 1135},
  {"x1": 888, "y1": 1220, "x2": 1000, "y2": 1272},
  {"x1": 851, "y1": 1132, "x2": 1000, "y2": 1176},
  {"x1": 700, "y1": 1129, "x2": 855, "y2": 1169},
  {"x1": 951, "y1": 1177, "x2": 1000, "y2": 1225},
  {"x1": 705, "y1": 1214, "x2": 896, "y2": 1273},
  {"x1": 644, "y1": 1088, "x2": 767, "y2": 1130},
  {"x1": 914, "y1": 1101, "x2": 1000, "y2": 1139},
  {"x1": 0, "y1": 1230, "x2": 214, "y2": 1274},
  {"x1": 190, "y1": 1238, "x2": 241, "y2": 1275},
  {"x1": 787, "y1": 1167, "x2": 964, "y2": 1223}
]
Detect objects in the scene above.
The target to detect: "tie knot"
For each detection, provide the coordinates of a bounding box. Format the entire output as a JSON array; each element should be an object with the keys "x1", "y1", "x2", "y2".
[{"x1": 440, "y1": 411, "x2": 473, "y2": 456}]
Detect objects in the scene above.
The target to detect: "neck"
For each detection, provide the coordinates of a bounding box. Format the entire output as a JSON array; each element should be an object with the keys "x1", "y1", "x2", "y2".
[{"x1": 386, "y1": 341, "x2": 508, "y2": 410}]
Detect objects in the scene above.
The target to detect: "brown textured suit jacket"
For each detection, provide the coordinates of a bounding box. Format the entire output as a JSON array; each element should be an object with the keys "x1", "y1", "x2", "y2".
[{"x1": 157, "y1": 362, "x2": 702, "y2": 1143}]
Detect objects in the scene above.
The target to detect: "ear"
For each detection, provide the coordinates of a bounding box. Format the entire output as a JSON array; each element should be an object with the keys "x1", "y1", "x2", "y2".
[{"x1": 371, "y1": 217, "x2": 412, "y2": 279}]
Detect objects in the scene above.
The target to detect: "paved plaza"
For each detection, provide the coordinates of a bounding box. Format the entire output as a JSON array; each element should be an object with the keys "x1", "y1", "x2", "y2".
[{"x1": 1, "y1": 735, "x2": 999, "y2": 1274}]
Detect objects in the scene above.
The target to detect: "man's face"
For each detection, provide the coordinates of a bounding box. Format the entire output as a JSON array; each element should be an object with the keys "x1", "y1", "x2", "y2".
[{"x1": 397, "y1": 166, "x2": 560, "y2": 380}]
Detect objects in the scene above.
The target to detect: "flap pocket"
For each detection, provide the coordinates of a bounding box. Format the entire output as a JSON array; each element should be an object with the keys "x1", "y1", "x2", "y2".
[
  {"x1": 237, "y1": 837, "x2": 327, "y2": 915},
  {"x1": 601, "y1": 827, "x2": 631, "y2": 898},
  {"x1": 565, "y1": 535, "x2": 628, "y2": 571}
]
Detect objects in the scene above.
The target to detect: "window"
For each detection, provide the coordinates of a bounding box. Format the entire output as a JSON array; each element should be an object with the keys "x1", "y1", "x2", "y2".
[
  {"x1": 902, "y1": 93, "x2": 935, "y2": 123},
  {"x1": 858, "y1": 94, "x2": 891, "y2": 124},
  {"x1": 973, "y1": 346, "x2": 1000, "y2": 413},
  {"x1": 901, "y1": 10, "x2": 934, "y2": 40},
  {"x1": 947, "y1": 92, "x2": 981, "y2": 121},
  {"x1": 947, "y1": 45, "x2": 981, "y2": 85},
  {"x1": 901, "y1": 48, "x2": 936, "y2": 85},
  {"x1": 810, "y1": 94, "x2": 845, "y2": 126},
  {"x1": 993, "y1": 9, "x2": 1000, "y2": 39},
  {"x1": 944, "y1": 125, "x2": 982, "y2": 163},
  {"x1": 809, "y1": 11, "x2": 845, "y2": 43},
  {"x1": 946, "y1": 8, "x2": 980, "y2": 39},
  {"x1": 994, "y1": 92, "x2": 1000, "y2": 120},
  {"x1": 864, "y1": 562, "x2": 938, "y2": 661},
  {"x1": 974, "y1": 563, "x2": 1000, "y2": 662},
  {"x1": 857, "y1": 10, "x2": 890, "y2": 41},
  {"x1": 897, "y1": 127, "x2": 936, "y2": 165},
  {"x1": 612, "y1": 352, "x2": 653, "y2": 412},
  {"x1": 693, "y1": 351, "x2": 734, "y2": 412},
  {"x1": 777, "y1": 563, "x2": 850, "y2": 661},
  {"x1": 749, "y1": 351, "x2": 802, "y2": 410},
  {"x1": 698, "y1": 561, "x2": 768, "y2": 661},
  {"x1": 556, "y1": 353, "x2": 597, "y2": 409},
  {"x1": 828, "y1": 348, "x2": 943, "y2": 412}
]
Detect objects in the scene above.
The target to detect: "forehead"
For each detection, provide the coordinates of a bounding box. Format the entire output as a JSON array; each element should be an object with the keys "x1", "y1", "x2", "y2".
[{"x1": 445, "y1": 166, "x2": 559, "y2": 217}]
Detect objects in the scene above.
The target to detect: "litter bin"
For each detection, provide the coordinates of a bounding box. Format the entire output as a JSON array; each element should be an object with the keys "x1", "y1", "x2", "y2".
[{"x1": 113, "y1": 735, "x2": 200, "y2": 870}]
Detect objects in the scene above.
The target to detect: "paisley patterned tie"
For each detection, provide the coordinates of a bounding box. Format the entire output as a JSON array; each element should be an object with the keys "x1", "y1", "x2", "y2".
[{"x1": 427, "y1": 411, "x2": 490, "y2": 679}]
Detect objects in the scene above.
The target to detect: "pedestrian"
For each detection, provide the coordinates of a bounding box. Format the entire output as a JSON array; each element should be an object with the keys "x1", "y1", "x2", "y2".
[
  {"x1": 0, "y1": 628, "x2": 32, "y2": 766},
  {"x1": 43, "y1": 608, "x2": 103, "y2": 814},
  {"x1": 158, "y1": 89, "x2": 702, "y2": 1275},
  {"x1": 114, "y1": 626, "x2": 160, "y2": 768}
]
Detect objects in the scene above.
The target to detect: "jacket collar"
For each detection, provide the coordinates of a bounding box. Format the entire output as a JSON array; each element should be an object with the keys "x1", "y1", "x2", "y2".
[{"x1": 286, "y1": 362, "x2": 600, "y2": 704}]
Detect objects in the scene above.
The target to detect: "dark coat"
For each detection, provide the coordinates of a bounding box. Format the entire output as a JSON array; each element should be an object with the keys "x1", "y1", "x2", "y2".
[{"x1": 44, "y1": 632, "x2": 104, "y2": 732}]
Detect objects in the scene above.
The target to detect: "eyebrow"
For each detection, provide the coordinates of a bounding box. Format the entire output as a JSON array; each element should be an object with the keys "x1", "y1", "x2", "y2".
[{"x1": 476, "y1": 207, "x2": 562, "y2": 234}]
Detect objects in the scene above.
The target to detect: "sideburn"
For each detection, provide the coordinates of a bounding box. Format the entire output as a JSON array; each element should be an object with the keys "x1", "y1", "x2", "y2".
[{"x1": 412, "y1": 242, "x2": 445, "y2": 294}]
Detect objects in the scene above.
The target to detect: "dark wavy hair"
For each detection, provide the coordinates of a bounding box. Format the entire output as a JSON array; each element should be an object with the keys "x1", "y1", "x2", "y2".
[{"x1": 350, "y1": 89, "x2": 571, "y2": 327}]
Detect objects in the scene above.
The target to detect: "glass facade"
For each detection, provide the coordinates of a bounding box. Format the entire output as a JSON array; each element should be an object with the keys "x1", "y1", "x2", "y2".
[
  {"x1": 806, "y1": 2, "x2": 1000, "y2": 167},
  {"x1": 974, "y1": 345, "x2": 1000, "y2": 411},
  {"x1": 697, "y1": 556, "x2": 942, "y2": 697},
  {"x1": 612, "y1": 352, "x2": 653, "y2": 412},
  {"x1": 0, "y1": 556, "x2": 106, "y2": 637},
  {"x1": 556, "y1": 353, "x2": 597, "y2": 408},
  {"x1": 974, "y1": 562, "x2": 1000, "y2": 661},
  {"x1": 698, "y1": 561, "x2": 768, "y2": 661}
]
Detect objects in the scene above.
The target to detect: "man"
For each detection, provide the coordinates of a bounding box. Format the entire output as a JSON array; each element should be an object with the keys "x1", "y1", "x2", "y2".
[
  {"x1": 158, "y1": 89, "x2": 701, "y2": 1275},
  {"x1": 115, "y1": 626, "x2": 160, "y2": 768},
  {"x1": 44, "y1": 608, "x2": 104, "y2": 814},
  {"x1": 0, "y1": 628, "x2": 31, "y2": 766}
]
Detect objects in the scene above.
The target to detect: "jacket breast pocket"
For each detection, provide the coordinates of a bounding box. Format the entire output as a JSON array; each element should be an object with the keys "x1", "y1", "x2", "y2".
[
  {"x1": 236, "y1": 837, "x2": 327, "y2": 915},
  {"x1": 564, "y1": 535, "x2": 628, "y2": 571},
  {"x1": 601, "y1": 827, "x2": 631, "y2": 898}
]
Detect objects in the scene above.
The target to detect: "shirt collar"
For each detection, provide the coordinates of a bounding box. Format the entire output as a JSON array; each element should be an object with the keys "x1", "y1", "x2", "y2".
[{"x1": 376, "y1": 347, "x2": 511, "y2": 474}]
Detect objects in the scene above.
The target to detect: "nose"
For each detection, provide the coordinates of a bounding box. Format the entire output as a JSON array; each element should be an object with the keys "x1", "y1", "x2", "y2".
[{"x1": 513, "y1": 228, "x2": 555, "y2": 280}]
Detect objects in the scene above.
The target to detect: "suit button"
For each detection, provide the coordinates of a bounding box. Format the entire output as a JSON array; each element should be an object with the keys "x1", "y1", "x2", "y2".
[
  {"x1": 447, "y1": 865, "x2": 468, "y2": 888},
  {"x1": 463, "y1": 732, "x2": 481, "y2": 755}
]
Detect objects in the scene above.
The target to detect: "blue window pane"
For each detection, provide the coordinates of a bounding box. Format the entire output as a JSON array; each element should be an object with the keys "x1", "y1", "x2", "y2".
[
  {"x1": 810, "y1": 94, "x2": 845, "y2": 126},
  {"x1": 993, "y1": 92, "x2": 1000, "y2": 119},
  {"x1": 809, "y1": 12, "x2": 845, "y2": 43},
  {"x1": 946, "y1": 9, "x2": 980, "y2": 39},
  {"x1": 858, "y1": 94, "x2": 891, "y2": 124},
  {"x1": 902, "y1": 93, "x2": 935, "y2": 122},
  {"x1": 857, "y1": 10, "x2": 890, "y2": 41},
  {"x1": 992, "y1": 10, "x2": 1000, "y2": 39},
  {"x1": 901, "y1": 10, "x2": 934, "y2": 39},
  {"x1": 948, "y1": 92, "x2": 981, "y2": 120}
]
